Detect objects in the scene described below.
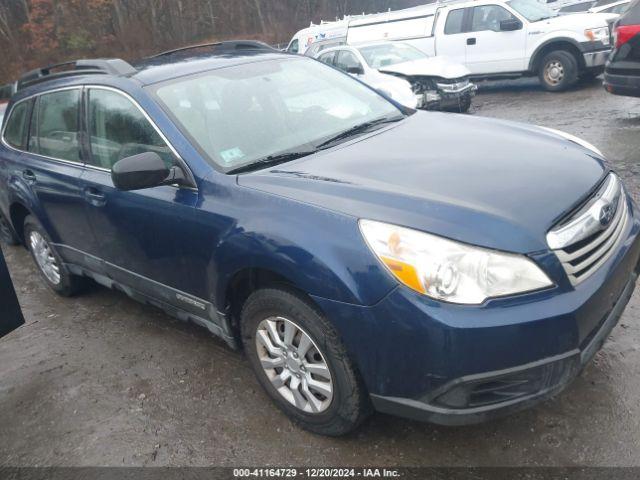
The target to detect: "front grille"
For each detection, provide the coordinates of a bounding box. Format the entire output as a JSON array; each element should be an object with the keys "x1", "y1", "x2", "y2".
[{"x1": 549, "y1": 174, "x2": 630, "y2": 286}]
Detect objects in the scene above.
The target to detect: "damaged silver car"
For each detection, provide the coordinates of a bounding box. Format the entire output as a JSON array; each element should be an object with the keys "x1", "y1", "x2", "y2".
[{"x1": 316, "y1": 41, "x2": 477, "y2": 112}]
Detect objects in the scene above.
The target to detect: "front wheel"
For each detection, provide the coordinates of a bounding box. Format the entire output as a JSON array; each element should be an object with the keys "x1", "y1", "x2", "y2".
[
  {"x1": 241, "y1": 288, "x2": 370, "y2": 436},
  {"x1": 538, "y1": 50, "x2": 579, "y2": 92}
]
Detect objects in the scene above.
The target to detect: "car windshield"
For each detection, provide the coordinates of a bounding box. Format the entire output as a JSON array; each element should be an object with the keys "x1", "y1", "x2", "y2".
[
  {"x1": 508, "y1": 0, "x2": 558, "y2": 21},
  {"x1": 358, "y1": 43, "x2": 426, "y2": 69},
  {"x1": 153, "y1": 57, "x2": 404, "y2": 173}
]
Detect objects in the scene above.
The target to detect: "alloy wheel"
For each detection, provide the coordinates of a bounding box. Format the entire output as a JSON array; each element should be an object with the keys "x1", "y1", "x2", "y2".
[
  {"x1": 255, "y1": 316, "x2": 333, "y2": 414},
  {"x1": 29, "y1": 231, "x2": 61, "y2": 285}
]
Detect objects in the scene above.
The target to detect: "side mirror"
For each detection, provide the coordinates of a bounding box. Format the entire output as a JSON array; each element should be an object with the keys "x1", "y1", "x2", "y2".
[
  {"x1": 111, "y1": 152, "x2": 185, "y2": 191},
  {"x1": 500, "y1": 18, "x2": 523, "y2": 31},
  {"x1": 346, "y1": 66, "x2": 364, "y2": 75}
]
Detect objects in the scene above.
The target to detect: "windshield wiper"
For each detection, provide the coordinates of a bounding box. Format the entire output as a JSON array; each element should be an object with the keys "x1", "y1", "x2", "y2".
[
  {"x1": 227, "y1": 150, "x2": 317, "y2": 174},
  {"x1": 315, "y1": 116, "x2": 404, "y2": 150}
]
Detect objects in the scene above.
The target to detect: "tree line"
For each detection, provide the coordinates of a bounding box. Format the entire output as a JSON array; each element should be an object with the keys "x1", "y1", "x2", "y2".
[{"x1": 0, "y1": 0, "x2": 426, "y2": 84}]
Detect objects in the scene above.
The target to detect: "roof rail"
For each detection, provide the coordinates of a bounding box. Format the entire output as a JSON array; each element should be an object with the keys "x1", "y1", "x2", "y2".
[
  {"x1": 17, "y1": 59, "x2": 137, "y2": 91},
  {"x1": 149, "y1": 41, "x2": 277, "y2": 59}
]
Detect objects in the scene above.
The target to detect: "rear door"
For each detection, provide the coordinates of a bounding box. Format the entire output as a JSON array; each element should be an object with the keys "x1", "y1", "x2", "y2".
[
  {"x1": 19, "y1": 88, "x2": 97, "y2": 263},
  {"x1": 435, "y1": 7, "x2": 470, "y2": 65},
  {"x1": 465, "y1": 4, "x2": 528, "y2": 73}
]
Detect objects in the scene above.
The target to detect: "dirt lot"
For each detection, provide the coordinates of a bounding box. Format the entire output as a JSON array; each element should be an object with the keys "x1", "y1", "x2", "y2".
[{"x1": 1, "y1": 78, "x2": 640, "y2": 467}]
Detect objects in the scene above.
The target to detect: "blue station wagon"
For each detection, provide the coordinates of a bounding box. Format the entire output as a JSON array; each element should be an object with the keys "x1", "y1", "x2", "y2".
[{"x1": 0, "y1": 42, "x2": 638, "y2": 435}]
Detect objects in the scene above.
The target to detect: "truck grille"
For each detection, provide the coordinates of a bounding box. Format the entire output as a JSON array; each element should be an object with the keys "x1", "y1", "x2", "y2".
[{"x1": 547, "y1": 174, "x2": 630, "y2": 286}]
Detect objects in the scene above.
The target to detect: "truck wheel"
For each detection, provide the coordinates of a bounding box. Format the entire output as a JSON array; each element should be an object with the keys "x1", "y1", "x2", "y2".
[
  {"x1": 241, "y1": 287, "x2": 371, "y2": 436},
  {"x1": 538, "y1": 50, "x2": 578, "y2": 92},
  {"x1": 0, "y1": 212, "x2": 20, "y2": 246},
  {"x1": 24, "y1": 216, "x2": 86, "y2": 297}
]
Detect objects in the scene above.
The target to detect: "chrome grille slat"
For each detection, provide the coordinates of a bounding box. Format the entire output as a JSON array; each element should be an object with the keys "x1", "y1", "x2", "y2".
[
  {"x1": 562, "y1": 199, "x2": 627, "y2": 275},
  {"x1": 555, "y1": 194, "x2": 626, "y2": 266},
  {"x1": 547, "y1": 173, "x2": 630, "y2": 286}
]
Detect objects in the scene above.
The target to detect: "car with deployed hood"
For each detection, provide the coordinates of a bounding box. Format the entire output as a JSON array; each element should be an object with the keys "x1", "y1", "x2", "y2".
[
  {"x1": 0, "y1": 42, "x2": 638, "y2": 436},
  {"x1": 316, "y1": 42, "x2": 476, "y2": 113}
]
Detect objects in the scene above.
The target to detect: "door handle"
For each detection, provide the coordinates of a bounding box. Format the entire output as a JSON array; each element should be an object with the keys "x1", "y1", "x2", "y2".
[
  {"x1": 467, "y1": 37, "x2": 477, "y2": 45},
  {"x1": 22, "y1": 170, "x2": 36, "y2": 183},
  {"x1": 83, "y1": 187, "x2": 107, "y2": 206}
]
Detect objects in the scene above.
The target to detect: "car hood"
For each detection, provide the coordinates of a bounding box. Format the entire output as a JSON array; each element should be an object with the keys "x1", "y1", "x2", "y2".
[
  {"x1": 238, "y1": 112, "x2": 607, "y2": 254},
  {"x1": 378, "y1": 56, "x2": 471, "y2": 79},
  {"x1": 539, "y1": 12, "x2": 616, "y2": 28}
]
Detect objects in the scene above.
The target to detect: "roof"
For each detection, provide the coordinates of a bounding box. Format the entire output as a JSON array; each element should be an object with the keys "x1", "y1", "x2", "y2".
[
  {"x1": 11, "y1": 41, "x2": 288, "y2": 97},
  {"x1": 132, "y1": 50, "x2": 289, "y2": 85}
]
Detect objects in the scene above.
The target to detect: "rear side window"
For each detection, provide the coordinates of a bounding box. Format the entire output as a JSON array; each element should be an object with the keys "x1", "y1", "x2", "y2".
[
  {"x1": 88, "y1": 88, "x2": 175, "y2": 170},
  {"x1": 30, "y1": 89, "x2": 81, "y2": 163},
  {"x1": 445, "y1": 9, "x2": 466, "y2": 34},
  {"x1": 288, "y1": 39, "x2": 299, "y2": 54},
  {"x1": 3, "y1": 101, "x2": 29, "y2": 149}
]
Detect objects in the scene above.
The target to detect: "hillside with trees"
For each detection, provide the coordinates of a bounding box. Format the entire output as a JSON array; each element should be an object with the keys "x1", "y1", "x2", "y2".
[{"x1": 0, "y1": 0, "x2": 428, "y2": 84}]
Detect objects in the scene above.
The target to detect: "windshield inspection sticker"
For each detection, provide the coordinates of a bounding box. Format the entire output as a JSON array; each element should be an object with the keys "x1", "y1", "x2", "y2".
[{"x1": 220, "y1": 147, "x2": 245, "y2": 165}]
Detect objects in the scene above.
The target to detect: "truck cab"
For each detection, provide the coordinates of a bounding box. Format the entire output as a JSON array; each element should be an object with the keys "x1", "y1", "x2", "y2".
[{"x1": 432, "y1": 0, "x2": 614, "y2": 89}]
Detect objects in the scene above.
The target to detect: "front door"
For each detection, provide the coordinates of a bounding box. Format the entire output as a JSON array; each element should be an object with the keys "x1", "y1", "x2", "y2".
[
  {"x1": 79, "y1": 87, "x2": 205, "y2": 315},
  {"x1": 464, "y1": 5, "x2": 527, "y2": 74}
]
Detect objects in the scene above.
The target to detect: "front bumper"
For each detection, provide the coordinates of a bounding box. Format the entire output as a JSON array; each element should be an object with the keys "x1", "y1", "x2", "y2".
[
  {"x1": 313, "y1": 197, "x2": 640, "y2": 425},
  {"x1": 371, "y1": 269, "x2": 638, "y2": 425},
  {"x1": 420, "y1": 84, "x2": 477, "y2": 111},
  {"x1": 583, "y1": 49, "x2": 612, "y2": 68}
]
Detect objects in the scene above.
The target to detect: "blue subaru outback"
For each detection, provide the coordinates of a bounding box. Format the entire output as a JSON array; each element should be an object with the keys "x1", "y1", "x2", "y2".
[{"x1": 0, "y1": 42, "x2": 638, "y2": 436}]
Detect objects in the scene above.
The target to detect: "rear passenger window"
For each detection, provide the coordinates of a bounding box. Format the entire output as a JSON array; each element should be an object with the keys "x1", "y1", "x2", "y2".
[
  {"x1": 30, "y1": 90, "x2": 81, "y2": 162},
  {"x1": 88, "y1": 89, "x2": 175, "y2": 170},
  {"x1": 445, "y1": 9, "x2": 466, "y2": 34},
  {"x1": 3, "y1": 101, "x2": 29, "y2": 149}
]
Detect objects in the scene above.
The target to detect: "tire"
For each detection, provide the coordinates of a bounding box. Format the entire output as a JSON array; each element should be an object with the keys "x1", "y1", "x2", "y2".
[
  {"x1": 23, "y1": 215, "x2": 86, "y2": 297},
  {"x1": 0, "y1": 212, "x2": 20, "y2": 246},
  {"x1": 240, "y1": 287, "x2": 371, "y2": 436},
  {"x1": 456, "y1": 97, "x2": 472, "y2": 114},
  {"x1": 538, "y1": 50, "x2": 579, "y2": 92}
]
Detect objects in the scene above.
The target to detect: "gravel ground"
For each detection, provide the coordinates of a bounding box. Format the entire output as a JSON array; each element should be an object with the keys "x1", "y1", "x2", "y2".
[{"x1": 1, "y1": 77, "x2": 640, "y2": 467}]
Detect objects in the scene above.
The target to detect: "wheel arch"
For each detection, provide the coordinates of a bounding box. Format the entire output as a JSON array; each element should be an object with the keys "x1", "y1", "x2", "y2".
[
  {"x1": 223, "y1": 266, "x2": 318, "y2": 343},
  {"x1": 9, "y1": 201, "x2": 33, "y2": 244},
  {"x1": 529, "y1": 38, "x2": 585, "y2": 73}
]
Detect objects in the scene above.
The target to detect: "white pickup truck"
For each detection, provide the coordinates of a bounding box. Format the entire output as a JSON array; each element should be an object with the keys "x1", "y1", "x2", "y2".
[{"x1": 288, "y1": 0, "x2": 615, "y2": 91}]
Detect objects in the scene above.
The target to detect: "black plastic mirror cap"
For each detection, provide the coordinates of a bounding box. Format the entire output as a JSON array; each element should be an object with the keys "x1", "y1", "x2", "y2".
[
  {"x1": 500, "y1": 19, "x2": 523, "y2": 31},
  {"x1": 111, "y1": 152, "x2": 170, "y2": 191}
]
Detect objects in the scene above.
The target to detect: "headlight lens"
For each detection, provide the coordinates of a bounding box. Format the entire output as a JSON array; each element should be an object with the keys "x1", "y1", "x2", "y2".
[
  {"x1": 360, "y1": 220, "x2": 553, "y2": 305},
  {"x1": 585, "y1": 27, "x2": 610, "y2": 45},
  {"x1": 538, "y1": 126, "x2": 604, "y2": 157}
]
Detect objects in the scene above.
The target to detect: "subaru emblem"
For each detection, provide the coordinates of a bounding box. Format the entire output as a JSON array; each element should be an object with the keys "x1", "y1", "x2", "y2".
[{"x1": 599, "y1": 203, "x2": 615, "y2": 227}]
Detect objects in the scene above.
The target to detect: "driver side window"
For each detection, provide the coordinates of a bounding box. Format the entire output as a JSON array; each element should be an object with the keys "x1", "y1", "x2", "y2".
[
  {"x1": 88, "y1": 89, "x2": 175, "y2": 170},
  {"x1": 335, "y1": 51, "x2": 363, "y2": 74},
  {"x1": 471, "y1": 5, "x2": 517, "y2": 32}
]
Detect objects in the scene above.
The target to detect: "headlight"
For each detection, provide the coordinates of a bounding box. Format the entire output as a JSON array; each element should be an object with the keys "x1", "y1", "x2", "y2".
[
  {"x1": 360, "y1": 220, "x2": 553, "y2": 305},
  {"x1": 585, "y1": 27, "x2": 610, "y2": 45},
  {"x1": 538, "y1": 126, "x2": 604, "y2": 157}
]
